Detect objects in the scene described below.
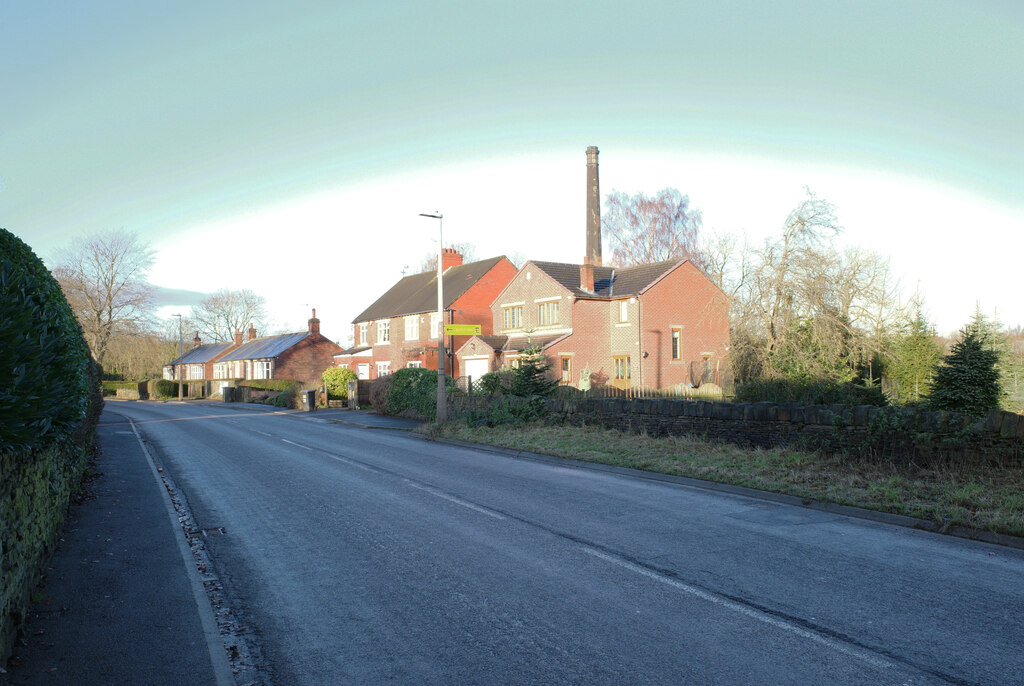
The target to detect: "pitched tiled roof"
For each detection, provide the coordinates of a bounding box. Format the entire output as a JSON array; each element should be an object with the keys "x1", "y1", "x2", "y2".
[
  {"x1": 333, "y1": 345, "x2": 371, "y2": 357},
  {"x1": 353, "y1": 256, "x2": 508, "y2": 323},
  {"x1": 530, "y1": 260, "x2": 680, "y2": 298},
  {"x1": 218, "y1": 332, "x2": 310, "y2": 362},
  {"x1": 167, "y1": 342, "x2": 234, "y2": 366},
  {"x1": 504, "y1": 333, "x2": 570, "y2": 352}
]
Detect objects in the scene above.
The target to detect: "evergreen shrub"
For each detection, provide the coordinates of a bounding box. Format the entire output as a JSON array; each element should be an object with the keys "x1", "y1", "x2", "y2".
[
  {"x1": 322, "y1": 367, "x2": 357, "y2": 399},
  {"x1": 735, "y1": 377, "x2": 886, "y2": 406},
  {"x1": 1, "y1": 229, "x2": 101, "y2": 662}
]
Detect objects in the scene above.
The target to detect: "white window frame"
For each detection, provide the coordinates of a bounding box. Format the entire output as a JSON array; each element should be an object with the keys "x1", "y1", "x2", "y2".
[
  {"x1": 618, "y1": 300, "x2": 629, "y2": 323},
  {"x1": 405, "y1": 316, "x2": 419, "y2": 341},
  {"x1": 430, "y1": 312, "x2": 441, "y2": 340},
  {"x1": 376, "y1": 361, "x2": 391, "y2": 377},
  {"x1": 377, "y1": 320, "x2": 390, "y2": 344},
  {"x1": 359, "y1": 322, "x2": 368, "y2": 345},
  {"x1": 538, "y1": 300, "x2": 559, "y2": 327},
  {"x1": 253, "y1": 360, "x2": 272, "y2": 379},
  {"x1": 407, "y1": 360, "x2": 422, "y2": 368},
  {"x1": 503, "y1": 305, "x2": 523, "y2": 330}
]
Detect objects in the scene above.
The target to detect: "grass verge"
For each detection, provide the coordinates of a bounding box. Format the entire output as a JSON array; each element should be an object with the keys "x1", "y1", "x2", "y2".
[{"x1": 418, "y1": 422, "x2": 1024, "y2": 538}]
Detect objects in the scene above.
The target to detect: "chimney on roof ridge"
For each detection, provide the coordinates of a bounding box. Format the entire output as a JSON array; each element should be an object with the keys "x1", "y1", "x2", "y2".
[
  {"x1": 308, "y1": 308, "x2": 320, "y2": 335},
  {"x1": 193, "y1": 331, "x2": 201, "y2": 348},
  {"x1": 586, "y1": 146, "x2": 602, "y2": 267},
  {"x1": 233, "y1": 328, "x2": 243, "y2": 346},
  {"x1": 247, "y1": 322, "x2": 257, "y2": 341},
  {"x1": 441, "y1": 247, "x2": 463, "y2": 271},
  {"x1": 580, "y1": 256, "x2": 595, "y2": 292}
]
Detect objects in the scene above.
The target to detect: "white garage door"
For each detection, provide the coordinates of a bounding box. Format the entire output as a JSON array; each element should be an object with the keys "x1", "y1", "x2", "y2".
[{"x1": 463, "y1": 357, "x2": 490, "y2": 380}]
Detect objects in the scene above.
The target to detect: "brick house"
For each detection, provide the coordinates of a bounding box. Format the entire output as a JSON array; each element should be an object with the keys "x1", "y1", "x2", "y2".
[
  {"x1": 457, "y1": 258, "x2": 729, "y2": 389},
  {"x1": 335, "y1": 250, "x2": 518, "y2": 379},
  {"x1": 163, "y1": 332, "x2": 237, "y2": 381},
  {"x1": 213, "y1": 310, "x2": 342, "y2": 385}
]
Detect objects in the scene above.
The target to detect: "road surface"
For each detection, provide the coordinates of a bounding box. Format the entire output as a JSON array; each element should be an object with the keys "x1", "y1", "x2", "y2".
[{"x1": 110, "y1": 402, "x2": 1024, "y2": 685}]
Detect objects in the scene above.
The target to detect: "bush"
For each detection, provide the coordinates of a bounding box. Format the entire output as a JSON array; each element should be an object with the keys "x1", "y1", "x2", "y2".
[
  {"x1": 1, "y1": 229, "x2": 102, "y2": 660},
  {"x1": 239, "y1": 378, "x2": 300, "y2": 392},
  {"x1": 735, "y1": 377, "x2": 887, "y2": 406},
  {"x1": 101, "y1": 380, "x2": 139, "y2": 396},
  {"x1": 510, "y1": 346, "x2": 559, "y2": 398},
  {"x1": 148, "y1": 378, "x2": 181, "y2": 398},
  {"x1": 322, "y1": 367, "x2": 357, "y2": 399},
  {"x1": 479, "y1": 369, "x2": 514, "y2": 395},
  {"x1": 388, "y1": 368, "x2": 457, "y2": 420},
  {"x1": 370, "y1": 375, "x2": 394, "y2": 413},
  {"x1": 266, "y1": 389, "x2": 296, "y2": 408}
]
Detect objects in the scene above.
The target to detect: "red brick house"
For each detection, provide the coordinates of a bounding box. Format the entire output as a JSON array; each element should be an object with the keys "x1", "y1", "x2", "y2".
[
  {"x1": 335, "y1": 250, "x2": 518, "y2": 379},
  {"x1": 456, "y1": 258, "x2": 729, "y2": 390},
  {"x1": 213, "y1": 310, "x2": 342, "y2": 385}
]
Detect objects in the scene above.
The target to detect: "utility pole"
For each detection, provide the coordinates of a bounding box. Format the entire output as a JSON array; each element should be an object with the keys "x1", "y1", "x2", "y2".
[
  {"x1": 173, "y1": 313, "x2": 183, "y2": 400},
  {"x1": 419, "y1": 212, "x2": 446, "y2": 423}
]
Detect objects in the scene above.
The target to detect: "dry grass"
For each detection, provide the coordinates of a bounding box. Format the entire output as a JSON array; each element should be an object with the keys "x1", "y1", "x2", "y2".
[{"x1": 419, "y1": 422, "x2": 1024, "y2": 538}]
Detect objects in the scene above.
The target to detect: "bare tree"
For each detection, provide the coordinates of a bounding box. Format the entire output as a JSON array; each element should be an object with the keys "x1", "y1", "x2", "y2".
[
  {"x1": 53, "y1": 230, "x2": 155, "y2": 367},
  {"x1": 419, "y1": 242, "x2": 477, "y2": 273},
  {"x1": 190, "y1": 289, "x2": 268, "y2": 342},
  {"x1": 603, "y1": 188, "x2": 704, "y2": 268}
]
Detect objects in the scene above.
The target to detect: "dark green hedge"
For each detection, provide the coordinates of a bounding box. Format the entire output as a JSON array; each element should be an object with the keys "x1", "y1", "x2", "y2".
[
  {"x1": 1, "y1": 229, "x2": 101, "y2": 663},
  {"x1": 735, "y1": 378, "x2": 887, "y2": 407},
  {"x1": 239, "y1": 378, "x2": 301, "y2": 392}
]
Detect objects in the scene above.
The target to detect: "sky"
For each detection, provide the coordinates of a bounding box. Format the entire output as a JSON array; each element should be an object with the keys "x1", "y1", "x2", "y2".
[{"x1": 2, "y1": 0, "x2": 1021, "y2": 345}]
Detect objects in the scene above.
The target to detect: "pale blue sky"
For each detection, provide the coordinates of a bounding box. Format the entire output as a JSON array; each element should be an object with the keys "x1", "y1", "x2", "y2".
[{"x1": 2, "y1": 1, "x2": 1021, "y2": 341}]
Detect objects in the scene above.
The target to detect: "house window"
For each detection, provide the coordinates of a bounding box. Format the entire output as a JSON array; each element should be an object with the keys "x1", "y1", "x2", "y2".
[
  {"x1": 213, "y1": 363, "x2": 226, "y2": 379},
  {"x1": 560, "y1": 355, "x2": 572, "y2": 384},
  {"x1": 407, "y1": 360, "x2": 422, "y2": 368},
  {"x1": 430, "y1": 312, "x2": 441, "y2": 339},
  {"x1": 618, "y1": 301, "x2": 629, "y2": 323},
  {"x1": 359, "y1": 323, "x2": 367, "y2": 345},
  {"x1": 405, "y1": 316, "x2": 419, "y2": 341},
  {"x1": 503, "y1": 306, "x2": 523, "y2": 330},
  {"x1": 376, "y1": 361, "x2": 391, "y2": 377},
  {"x1": 538, "y1": 301, "x2": 559, "y2": 327},
  {"x1": 671, "y1": 327, "x2": 682, "y2": 361},
  {"x1": 614, "y1": 355, "x2": 631, "y2": 381},
  {"x1": 188, "y1": 365, "x2": 204, "y2": 380},
  {"x1": 377, "y1": 320, "x2": 390, "y2": 344},
  {"x1": 253, "y1": 360, "x2": 272, "y2": 379}
]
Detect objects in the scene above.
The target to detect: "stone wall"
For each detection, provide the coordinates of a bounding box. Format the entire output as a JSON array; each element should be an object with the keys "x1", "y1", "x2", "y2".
[{"x1": 450, "y1": 395, "x2": 1024, "y2": 465}]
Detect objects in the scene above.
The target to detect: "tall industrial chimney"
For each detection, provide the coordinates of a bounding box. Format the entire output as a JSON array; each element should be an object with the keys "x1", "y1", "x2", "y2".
[{"x1": 586, "y1": 146, "x2": 602, "y2": 266}]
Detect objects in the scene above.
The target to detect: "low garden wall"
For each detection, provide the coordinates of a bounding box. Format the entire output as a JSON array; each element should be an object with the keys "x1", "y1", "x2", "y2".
[{"x1": 450, "y1": 396, "x2": 1024, "y2": 465}]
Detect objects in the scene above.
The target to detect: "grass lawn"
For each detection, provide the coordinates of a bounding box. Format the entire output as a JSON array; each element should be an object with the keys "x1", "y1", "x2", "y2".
[{"x1": 419, "y1": 422, "x2": 1024, "y2": 539}]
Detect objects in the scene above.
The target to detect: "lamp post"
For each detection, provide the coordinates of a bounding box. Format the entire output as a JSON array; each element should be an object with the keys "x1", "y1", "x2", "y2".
[
  {"x1": 419, "y1": 212, "x2": 446, "y2": 423},
  {"x1": 172, "y1": 313, "x2": 183, "y2": 400}
]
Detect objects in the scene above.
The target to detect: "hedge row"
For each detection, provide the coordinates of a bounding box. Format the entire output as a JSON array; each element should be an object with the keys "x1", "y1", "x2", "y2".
[{"x1": 1, "y1": 229, "x2": 102, "y2": 664}]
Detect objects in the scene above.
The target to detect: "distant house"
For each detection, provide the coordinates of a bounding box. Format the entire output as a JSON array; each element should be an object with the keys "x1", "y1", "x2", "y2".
[
  {"x1": 163, "y1": 332, "x2": 237, "y2": 381},
  {"x1": 213, "y1": 310, "x2": 342, "y2": 385},
  {"x1": 456, "y1": 258, "x2": 730, "y2": 389},
  {"x1": 335, "y1": 250, "x2": 518, "y2": 379}
]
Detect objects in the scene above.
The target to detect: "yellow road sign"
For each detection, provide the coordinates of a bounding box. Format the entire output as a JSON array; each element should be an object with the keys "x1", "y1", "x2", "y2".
[{"x1": 444, "y1": 324, "x2": 481, "y2": 336}]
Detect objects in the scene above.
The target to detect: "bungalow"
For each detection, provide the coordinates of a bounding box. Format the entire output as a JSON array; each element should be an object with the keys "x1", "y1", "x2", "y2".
[
  {"x1": 163, "y1": 332, "x2": 236, "y2": 381},
  {"x1": 335, "y1": 250, "x2": 517, "y2": 379},
  {"x1": 213, "y1": 309, "x2": 342, "y2": 385}
]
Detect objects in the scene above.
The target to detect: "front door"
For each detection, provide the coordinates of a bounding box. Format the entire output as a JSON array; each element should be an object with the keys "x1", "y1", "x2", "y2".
[{"x1": 612, "y1": 355, "x2": 631, "y2": 390}]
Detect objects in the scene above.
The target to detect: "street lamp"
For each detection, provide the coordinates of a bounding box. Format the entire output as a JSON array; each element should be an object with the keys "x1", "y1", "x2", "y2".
[
  {"x1": 419, "y1": 212, "x2": 446, "y2": 423},
  {"x1": 172, "y1": 313, "x2": 183, "y2": 400}
]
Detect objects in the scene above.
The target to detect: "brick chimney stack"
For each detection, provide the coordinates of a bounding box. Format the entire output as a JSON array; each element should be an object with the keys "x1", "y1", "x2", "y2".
[
  {"x1": 193, "y1": 331, "x2": 202, "y2": 348},
  {"x1": 580, "y1": 256, "x2": 595, "y2": 292},
  {"x1": 441, "y1": 248, "x2": 463, "y2": 271},
  {"x1": 586, "y1": 146, "x2": 602, "y2": 266},
  {"x1": 247, "y1": 323, "x2": 257, "y2": 341},
  {"x1": 308, "y1": 308, "x2": 320, "y2": 336},
  {"x1": 233, "y1": 328, "x2": 243, "y2": 346}
]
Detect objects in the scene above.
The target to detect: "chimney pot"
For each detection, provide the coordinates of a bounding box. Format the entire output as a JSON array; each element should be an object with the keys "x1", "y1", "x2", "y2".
[
  {"x1": 441, "y1": 248, "x2": 463, "y2": 271},
  {"x1": 309, "y1": 308, "x2": 321, "y2": 336},
  {"x1": 233, "y1": 328, "x2": 243, "y2": 346},
  {"x1": 580, "y1": 256, "x2": 595, "y2": 292},
  {"x1": 247, "y1": 323, "x2": 257, "y2": 341},
  {"x1": 193, "y1": 331, "x2": 201, "y2": 348}
]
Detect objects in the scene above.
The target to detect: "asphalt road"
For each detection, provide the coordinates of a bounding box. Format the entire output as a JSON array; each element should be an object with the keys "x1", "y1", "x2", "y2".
[{"x1": 113, "y1": 402, "x2": 1024, "y2": 685}]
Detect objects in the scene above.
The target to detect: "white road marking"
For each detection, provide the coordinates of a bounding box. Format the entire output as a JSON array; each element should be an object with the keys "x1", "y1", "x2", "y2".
[
  {"x1": 406, "y1": 482, "x2": 506, "y2": 520},
  {"x1": 583, "y1": 548, "x2": 892, "y2": 670},
  {"x1": 281, "y1": 438, "x2": 311, "y2": 450}
]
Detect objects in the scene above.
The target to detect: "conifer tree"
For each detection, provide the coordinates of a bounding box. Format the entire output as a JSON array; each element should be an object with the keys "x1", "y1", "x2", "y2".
[{"x1": 927, "y1": 323, "x2": 1002, "y2": 416}]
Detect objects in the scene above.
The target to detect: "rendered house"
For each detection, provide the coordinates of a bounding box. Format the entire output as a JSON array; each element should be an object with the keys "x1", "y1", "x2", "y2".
[
  {"x1": 163, "y1": 332, "x2": 236, "y2": 381},
  {"x1": 335, "y1": 250, "x2": 518, "y2": 380},
  {"x1": 213, "y1": 310, "x2": 342, "y2": 385},
  {"x1": 456, "y1": 257, "x2": 730, "y2": 389}
]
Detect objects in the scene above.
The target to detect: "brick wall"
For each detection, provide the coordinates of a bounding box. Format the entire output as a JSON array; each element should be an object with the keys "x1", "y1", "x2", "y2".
[{"x1": 274, "y1": 334, "x2": 343, "y2": 385}]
